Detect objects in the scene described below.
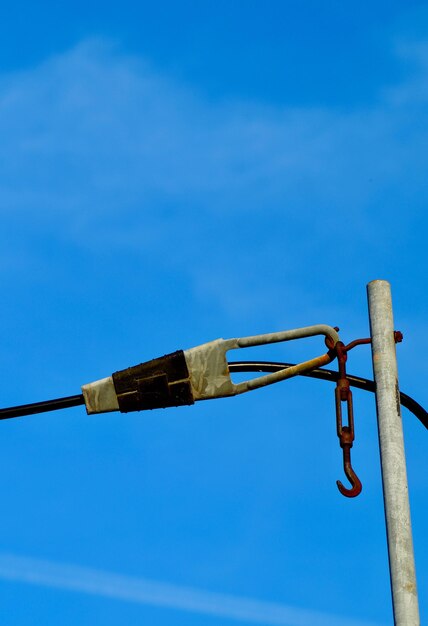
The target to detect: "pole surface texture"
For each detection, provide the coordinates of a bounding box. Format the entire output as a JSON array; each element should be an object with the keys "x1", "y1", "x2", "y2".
[{"x1": 367, "y1": 280, "x2": 420, "y2": 625}]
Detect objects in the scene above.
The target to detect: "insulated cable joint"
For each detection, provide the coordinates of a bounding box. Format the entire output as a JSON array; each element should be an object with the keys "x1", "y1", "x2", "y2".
[{"x1": 81, "y1": 325, "x2": 340, "y2": 414}]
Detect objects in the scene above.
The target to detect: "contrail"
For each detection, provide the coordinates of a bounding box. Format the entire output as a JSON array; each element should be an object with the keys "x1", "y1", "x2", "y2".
[{"x1": 0, "y1": 553, "x2": 384, "y2": 626}]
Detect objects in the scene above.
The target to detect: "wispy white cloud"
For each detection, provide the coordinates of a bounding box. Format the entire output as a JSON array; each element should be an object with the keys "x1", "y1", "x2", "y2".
[
  {"x1": 0, "y1": 37, "x2": 426, "y2": 320},
  {"x1": 1, "y1": 38, "x2": 426, "y2": 223},
  {"x1": 0, "y1": 553, "x2": 384, "y2": 626}
]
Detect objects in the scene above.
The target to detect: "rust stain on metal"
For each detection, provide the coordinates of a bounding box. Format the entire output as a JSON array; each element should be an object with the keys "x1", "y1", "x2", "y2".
[{"x1": 395, "y1": 379, "x2": 402, "y2": 418}]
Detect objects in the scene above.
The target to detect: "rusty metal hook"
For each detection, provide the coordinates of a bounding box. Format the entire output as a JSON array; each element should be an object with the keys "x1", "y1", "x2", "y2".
[{"x1": 336, "y1": 427, "x2": 363, "y2": 498}]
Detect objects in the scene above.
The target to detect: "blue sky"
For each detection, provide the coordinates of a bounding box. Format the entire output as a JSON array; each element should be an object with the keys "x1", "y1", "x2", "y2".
[{"x1": 0, "y1": 2, "x2": 427, "y2": 624}]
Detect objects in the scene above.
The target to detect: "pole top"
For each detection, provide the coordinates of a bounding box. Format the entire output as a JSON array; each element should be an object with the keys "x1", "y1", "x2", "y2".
[{"x1": 367, "y1": 279, "x2": 391, "y2": 288}]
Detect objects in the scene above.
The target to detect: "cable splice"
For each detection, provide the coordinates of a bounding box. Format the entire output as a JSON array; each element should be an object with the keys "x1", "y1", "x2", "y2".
[{"x1": 81, "y1": 325, "x2": 340, "y2": 414}]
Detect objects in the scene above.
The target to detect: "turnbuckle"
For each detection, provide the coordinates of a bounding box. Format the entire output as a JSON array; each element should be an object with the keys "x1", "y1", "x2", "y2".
[{"x1": 335, "y1": 341, "x2": 362, "y2": 498}]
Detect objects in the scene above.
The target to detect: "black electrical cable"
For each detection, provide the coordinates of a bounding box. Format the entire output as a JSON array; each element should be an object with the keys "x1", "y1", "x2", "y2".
[
  {"x1": 0, "y1": 394, "x2": 84, "y2": 420},
  {"x1": 0, "y1": 362, "x2": 426, "y2": 430},
  {"x1": 228, "y1": 362, "x2": 428, "y2": 431}
]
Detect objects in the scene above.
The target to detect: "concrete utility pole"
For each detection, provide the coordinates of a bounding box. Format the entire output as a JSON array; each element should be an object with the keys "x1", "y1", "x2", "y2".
[{"x1": 367, "y1": 280, "x2": 420, "y2": 626}]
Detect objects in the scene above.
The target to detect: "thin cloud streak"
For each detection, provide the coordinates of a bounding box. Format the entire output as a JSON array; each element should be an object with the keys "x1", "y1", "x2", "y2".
[
  {"x1": 0, "y1": 39, "x2": 425, "y2": 344},
  {"x1": 0, "y1": 553, "x2": 384, "y2": 626},
  {"x1": 0, "y1": 37, "x2": 427, "y2": 322}
]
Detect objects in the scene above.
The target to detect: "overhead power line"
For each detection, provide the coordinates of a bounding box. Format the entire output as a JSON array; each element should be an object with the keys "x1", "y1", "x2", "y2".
[{"x1": 0, "y1": 362, "x2": 426, "y2": 430}]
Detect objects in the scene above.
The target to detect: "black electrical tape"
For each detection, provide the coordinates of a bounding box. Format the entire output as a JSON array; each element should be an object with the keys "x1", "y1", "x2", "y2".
[{"x1": 112, "y1": 350, "x2": 194, "y2": 412}]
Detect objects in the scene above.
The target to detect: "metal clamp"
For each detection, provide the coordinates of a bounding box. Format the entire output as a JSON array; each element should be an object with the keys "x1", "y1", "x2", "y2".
[
  {"x1": 82, "y1": 324, "x2": 340, "y2": 414},
  {"x1": 185, "y1": 324, "x2": 340, "y2": 400}
]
